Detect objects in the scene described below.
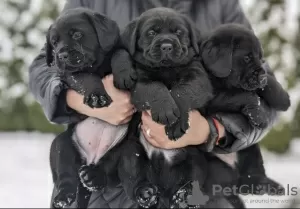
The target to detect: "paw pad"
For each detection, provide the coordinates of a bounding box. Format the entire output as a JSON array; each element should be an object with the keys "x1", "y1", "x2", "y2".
[{"x1": 136, "y1": 185, "x2": 159, "y2": 208}]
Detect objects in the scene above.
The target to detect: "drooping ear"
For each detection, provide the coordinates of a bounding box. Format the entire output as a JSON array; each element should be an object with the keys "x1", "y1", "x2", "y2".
[
  {"x1": 85, "y1": 11, "x2": 120, "y2": 52},
  {"x1": 45, "y1": 25, "x2": 54, "y2": 67},
  {"x1": 121, "y1": 19, "x2": 139, "y2": 55},
  {"x1": 182, "y1": 16, "x2": 200, "y2": 54},
  {"x1": 200, "y1": 39, "x2": 232, "y2": 78}
]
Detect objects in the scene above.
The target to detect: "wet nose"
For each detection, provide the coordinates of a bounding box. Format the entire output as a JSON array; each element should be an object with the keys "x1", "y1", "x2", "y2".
[
  {"x1": 58, "y1": 52, "x2": 69, "y2": 61},
  {"x1": 160, "y1": 43, "x2": 173, "y2": 53}
]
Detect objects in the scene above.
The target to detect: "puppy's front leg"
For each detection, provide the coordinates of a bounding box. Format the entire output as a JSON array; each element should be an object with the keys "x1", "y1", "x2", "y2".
[
  {"x1": 132, "y1": 81, "x2": 180, "y2": 126},
  {"x1": 257, "y1": 74, "x2": 290, "y2": 111},
  {"x1": 64, "y1": 73, "x2": 112, "y2": 108},
  {"x1": 207, "y1": 91, "x2": 252, "y2": 113},
  {"x1": 208, "y1": 92, "x2": 269, "y2": 128},
  {"x1": 167, "y1": 65, "x2": 214, "y2": 140},
  {"x1": 111, "y1": 49, "x2": 137, "y2": 90}
]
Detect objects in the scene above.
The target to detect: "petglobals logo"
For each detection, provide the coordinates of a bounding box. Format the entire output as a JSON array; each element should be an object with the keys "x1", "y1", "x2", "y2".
[{"x1": 212, "y1": 184, "x2": 298, "y2": 196}]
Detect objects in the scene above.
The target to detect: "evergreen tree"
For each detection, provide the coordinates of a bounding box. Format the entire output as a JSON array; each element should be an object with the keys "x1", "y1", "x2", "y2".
[{"x1": 0, "y1": 0, "x2": 63, "y2": 133}]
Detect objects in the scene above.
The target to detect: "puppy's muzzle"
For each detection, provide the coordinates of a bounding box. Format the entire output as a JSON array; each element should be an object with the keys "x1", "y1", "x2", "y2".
[
  {"x1": 245, "y1": 68, "x2": 267, "y2": 90},
  {"x1": 160, "y1": 43, "x2": 173, "y2": 54},
  {"x1": 57, "y1": 48, "x2": 85, "y2": 66}
]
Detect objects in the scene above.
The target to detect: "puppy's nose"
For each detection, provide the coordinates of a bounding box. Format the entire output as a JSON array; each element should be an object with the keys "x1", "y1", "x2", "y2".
[
  {"x1": 160, "y1": 43, "x2": 173, "y2": 53},
  {"x1": 58, "y1": 52, "x2": 69, "y2": 61}
]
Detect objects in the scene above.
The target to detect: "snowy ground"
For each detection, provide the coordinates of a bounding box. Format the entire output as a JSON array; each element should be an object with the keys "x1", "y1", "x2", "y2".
[{"x1": 0, "y1": 132, "x2": 300, "y2": 208}]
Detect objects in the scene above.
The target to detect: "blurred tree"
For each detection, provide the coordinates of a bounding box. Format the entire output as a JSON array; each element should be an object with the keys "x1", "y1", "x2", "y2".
[{"x1": 0, "y1": 0, "x2": 64, "y2": 133}]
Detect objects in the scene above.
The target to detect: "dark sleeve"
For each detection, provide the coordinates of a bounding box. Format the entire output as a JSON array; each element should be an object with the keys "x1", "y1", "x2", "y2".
[
  {"x1": 221, "y1": 0, "x2": 252, "y2": 29},
  {"x1": 203, "y1": 0, "x2": 277, "y2": 153},
  {"x1": 28, "y1": 0, "x2": 92, "y2": 124}
]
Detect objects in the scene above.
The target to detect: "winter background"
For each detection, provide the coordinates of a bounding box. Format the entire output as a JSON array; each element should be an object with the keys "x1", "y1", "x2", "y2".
[{"x1": 0, "y1": 0, "x2": 300, "y2": 208}]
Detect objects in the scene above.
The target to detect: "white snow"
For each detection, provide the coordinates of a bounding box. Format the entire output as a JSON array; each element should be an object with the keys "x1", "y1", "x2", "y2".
[
  {"x1": 0, "y1": 132, "x2": 54, "y2": 208},
  {"x1": 0, "y1": 132, "x2": 300, "y2": 208}
]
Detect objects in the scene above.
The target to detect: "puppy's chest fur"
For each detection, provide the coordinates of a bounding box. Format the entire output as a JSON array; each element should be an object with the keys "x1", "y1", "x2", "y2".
[
  {"x1": 136, "y1": 64, "x2": 195, "y2": 89},
  {"x1": 210, "y1": 76, "x2": 251, "y2": 95},
  {"x1": 134, "y1": 63, "x2": 199, "y2": 163}
]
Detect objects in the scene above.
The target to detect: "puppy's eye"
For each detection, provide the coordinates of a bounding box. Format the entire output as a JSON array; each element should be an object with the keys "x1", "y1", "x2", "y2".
[
  {"x1": 148, "y1": 30, "x2": 156, "y2": 37},
  {"x1": 175, "y1": 29, "x2": 182, "y2": 36},
  {"x1": 72, "y1": 31, "x2": 83, "y2": 40},
  {"x1": 244, "y1": 55, "x2": 251, "y2": 63}
]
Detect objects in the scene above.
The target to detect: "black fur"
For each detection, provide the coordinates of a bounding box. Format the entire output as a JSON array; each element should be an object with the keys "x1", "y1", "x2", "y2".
[
  {"x1": 48, "y1": 8, "x2": 120, "y2": 208},
  {"x1": 110, "y1": 8, "x2": 216, "y2": 208},
  {"x1": 46, "y1": 8, "x2": 120, "y2": 108},
  {"x1": 114, "y1": 8, "x2": 212, "y2": 139},
  {"x1": 201, "y1": 24, "x2": 290, "y2": 123},
  {"x1": 201, "y1": 23, "x2": 290, "y2": 196}
]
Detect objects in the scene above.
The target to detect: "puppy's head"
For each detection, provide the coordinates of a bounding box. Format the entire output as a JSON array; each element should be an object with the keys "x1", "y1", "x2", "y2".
[
  {"x1": 46, "y1": 8, "x2": 119, "y2": 72},
  {"x1": 121, "y1": 8, "x2": 200, "y2": 67},
  {"x1": 201, "y1": 24, "x2": 267, "y2": 91}
]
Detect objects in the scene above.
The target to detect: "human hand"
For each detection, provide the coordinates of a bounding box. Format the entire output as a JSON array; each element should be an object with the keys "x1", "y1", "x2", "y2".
[
  {"x1": 141, "y1": 110, "x2": 225, "y2": 149},
  {"x1": 67, "y1": 74, "x2": 136, "y2": 125}
]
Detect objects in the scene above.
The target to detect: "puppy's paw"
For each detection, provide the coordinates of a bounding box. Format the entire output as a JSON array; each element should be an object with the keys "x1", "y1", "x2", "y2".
[
  {"x1": 79, "y1": 165, "x2": 106, "y2": 192},
  {"x1": 171, "y1": 181, "x2": 204, "y2": 209},
  {"x1": 170, "y1": 183, "x2": 191, "y2": 209},
  {"x1": 135, "y1": 184, "x2": 159, "y2": 208},
  {"x1": 165, "y1": 118, "x2": 190, "y2": 141},
  {"x1": 114, "y1": 69, "x2": 137, "y2": 90},
  {"x1": 53, "y1": 188, "x2": 76, "y2": 208},
  {"x1": 242, "y1": 105, "x2": 268, "y2": 129},
  {"x1": 83, "y1": 93, "x2": 112, "y2": 108},
  {"x1": 151, "y1": 104, "x2": 180, "y2": 126}
]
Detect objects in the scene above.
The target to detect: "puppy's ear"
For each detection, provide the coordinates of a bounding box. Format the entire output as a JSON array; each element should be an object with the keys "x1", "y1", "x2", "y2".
[
  {"x1": 121, "y1": 19, "x2": 139, "y2": 55},
  {"x1": 45, "y1": 25, "x2": 53, "y2": 67},
  {"x1": 183, "y1": 16, "x2": 200, "y2": 54},
  {"x1": 201, "y1": 40, "x2": 232, "y2": 78},
  {"x1": 85, "y1": 12, "x2": 120, "y2": 52}
]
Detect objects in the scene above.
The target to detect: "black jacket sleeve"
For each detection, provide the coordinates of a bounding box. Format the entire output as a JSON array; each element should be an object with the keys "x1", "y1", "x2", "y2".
[
  {"x1": 205, "y1": 0, "x2": 277, "y2": 153},
  {"x1": 28, "y1": 0, "x2": 91, "y2": 124}
]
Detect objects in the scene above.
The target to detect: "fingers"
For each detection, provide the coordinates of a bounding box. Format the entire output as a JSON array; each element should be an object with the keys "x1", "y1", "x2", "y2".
[
  {"x1": 123, "y1": 105, "x2": 136, "y2": 117},
  {"x1": 141, "y1": 111, "x2": 157, "y2": 127},
  {"x1": 119, "y1": 115, "x2": 133, "y2": 125},
  {"x1": 118, "y1": 104, "x2": 137, "y2": 124},
  {"x1": 141, "y1": 125, "x2": 160, "y2": 148},
  {"x1": 103, "y1": 74, "x2": 113, "y2": 82},
  {"x1": 141, "y1": 122, "x2": 174, "y2": 149}
]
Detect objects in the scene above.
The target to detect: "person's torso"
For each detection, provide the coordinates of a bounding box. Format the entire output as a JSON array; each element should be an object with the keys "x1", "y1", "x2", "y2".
[
  {"x1": 73, "y1": 1, "x2": 229, "y2": 208},
  {"x1": 82, "y1": 0, "x2": 225, "y2": 34}
]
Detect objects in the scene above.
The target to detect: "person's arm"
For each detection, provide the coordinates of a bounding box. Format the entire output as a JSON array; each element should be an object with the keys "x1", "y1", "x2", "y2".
[
  {"x1": 220, "y1": 0, "x2": 252, "y2": 29},
  {"x1": 206, "y1": 0, "x2": 277, "y2": 153}
]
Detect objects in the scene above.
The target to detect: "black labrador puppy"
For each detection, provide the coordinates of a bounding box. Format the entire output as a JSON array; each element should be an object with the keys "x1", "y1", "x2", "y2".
[
  {"x1": 110, "y1": 8, "x2": 215, "y2": 208},
  {"x1": 46, "y1": 8, "x2": 119, "y2": 108},
  {"x1": 46, "y1": 8, "x2": 119, "y2": 208},
  {"x1": 112, "y1": 8, "x2": 213, "y2": 140},
  {"x1": 201, "y1": 23, "x2": 290, "y2": 195}
]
